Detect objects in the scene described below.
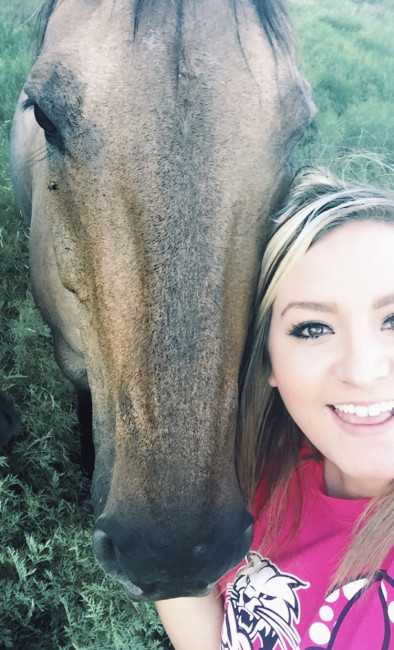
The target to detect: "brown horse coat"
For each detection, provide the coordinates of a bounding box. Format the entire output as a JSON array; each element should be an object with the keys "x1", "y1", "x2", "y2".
[{"x1": 10, "y1": 0, "x2": 315, "y2": 600}]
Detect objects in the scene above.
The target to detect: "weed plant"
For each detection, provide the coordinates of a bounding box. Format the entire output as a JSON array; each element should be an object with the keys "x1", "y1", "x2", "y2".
[{"x1": 0, "y1": 0, "x2": 393, "y2": 648}]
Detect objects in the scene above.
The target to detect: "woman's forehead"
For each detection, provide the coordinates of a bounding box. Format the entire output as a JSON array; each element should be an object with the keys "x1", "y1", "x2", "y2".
[{"x1": 272, "y1": 220, "x2": 394, "y2": 311}]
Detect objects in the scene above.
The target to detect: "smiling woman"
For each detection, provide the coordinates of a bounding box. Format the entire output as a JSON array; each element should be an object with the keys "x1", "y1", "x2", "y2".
[
  {"x1": 226, "y1": 168, "x2": 394, "y2": 649},
  {"x1": 238, "y1": 168, "x2": 394, "y2": 503}
]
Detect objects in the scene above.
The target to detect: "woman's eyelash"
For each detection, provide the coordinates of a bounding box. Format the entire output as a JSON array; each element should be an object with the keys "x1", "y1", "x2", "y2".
[
  {"x1": 383, "y1": 313, "x2": 394, "y2": 330},
  {"x1": 287, "y1": 313, "x2": 394, "y2": 339},
  {"x1": 287, "y1": 321, "x2": 333, "y2": 339}
]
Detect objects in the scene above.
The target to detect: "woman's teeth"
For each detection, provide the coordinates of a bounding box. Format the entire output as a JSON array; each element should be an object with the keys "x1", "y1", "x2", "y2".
[{"x1": 333, "y1": 401, "x2": 394, "y2": 417}]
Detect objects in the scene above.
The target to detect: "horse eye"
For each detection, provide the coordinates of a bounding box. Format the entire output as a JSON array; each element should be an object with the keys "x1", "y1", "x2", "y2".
[
  {"x1": 33, "y1": 103, "x2": 57, "y2": 135},
  {"x1": 33, "y1": 103, "x2": 64, "y2": 152}
]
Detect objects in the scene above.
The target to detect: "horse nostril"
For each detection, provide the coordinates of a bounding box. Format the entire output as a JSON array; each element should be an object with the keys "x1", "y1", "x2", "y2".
[
  {"x1": 93, "y1": 528, "x2": 122, "y2": 579},
  {"x1": 92, "y1": 507, "x2": 253, "y2": 599}
]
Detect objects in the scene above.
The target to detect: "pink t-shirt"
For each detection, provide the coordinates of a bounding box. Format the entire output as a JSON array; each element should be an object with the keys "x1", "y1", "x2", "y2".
[{"x1": 219, "y1": 459, "x2": 394, "y2": 649}]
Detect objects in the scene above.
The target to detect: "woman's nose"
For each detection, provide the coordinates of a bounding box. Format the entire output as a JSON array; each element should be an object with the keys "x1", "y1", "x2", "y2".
[{"x1": 335, "y1": 336, "x2": 391, "y2": 388}]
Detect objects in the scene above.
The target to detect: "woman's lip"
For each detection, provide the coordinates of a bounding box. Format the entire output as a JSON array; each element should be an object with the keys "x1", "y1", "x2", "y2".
[{"x1": 329, "y1": 404, "x2": 394, "y2": 429}]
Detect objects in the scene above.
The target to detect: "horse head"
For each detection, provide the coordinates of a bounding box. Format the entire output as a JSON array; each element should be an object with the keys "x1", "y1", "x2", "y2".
[{"x1": 10, "y1": 0, "x2": 315, "y2": 600}]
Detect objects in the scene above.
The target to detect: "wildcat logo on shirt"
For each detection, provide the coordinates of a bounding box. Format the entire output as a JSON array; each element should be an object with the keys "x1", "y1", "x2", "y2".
[{"x1": 221, "y1": 551, "x2": 309, "y2": 650}]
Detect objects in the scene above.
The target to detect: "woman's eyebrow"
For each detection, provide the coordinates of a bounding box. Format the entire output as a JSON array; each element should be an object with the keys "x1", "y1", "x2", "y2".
[
  {"x1": 280, "y1": 301, "x2": 337, "y2": 317},
  {"x1": 373, "y1": 294, "x2": 394, "y2": 309},
  {"x1": 280, "y1": 294, "x2": 394, "y2": 317}
]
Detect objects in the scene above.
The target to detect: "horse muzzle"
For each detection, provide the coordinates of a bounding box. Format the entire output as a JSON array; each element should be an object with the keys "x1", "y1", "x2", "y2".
[{"x1": 92, "y1": 508, "x2": 253, "y2": 601}]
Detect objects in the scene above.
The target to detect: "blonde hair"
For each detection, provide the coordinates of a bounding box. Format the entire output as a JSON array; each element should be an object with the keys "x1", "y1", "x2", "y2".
[{"x1": 236, "y1": 167, "x2": 394, "y2": 586}]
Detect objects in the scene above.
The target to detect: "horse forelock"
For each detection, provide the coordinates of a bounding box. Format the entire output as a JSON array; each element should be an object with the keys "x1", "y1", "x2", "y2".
[
  {"x1": 250, "y1": 0, "x2": 292, "y2": 51},
  {"x1": 133, "y1": 0, "x2": 291, "y2": 52},
  {"x1": 39, "y1": 0, "x2": 291, "y2": 55}
]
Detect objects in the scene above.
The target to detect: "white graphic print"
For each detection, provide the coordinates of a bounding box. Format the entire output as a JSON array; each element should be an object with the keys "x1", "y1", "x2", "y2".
[
  {"x1": 221, "y1": 552, "x2": 309, "y2": 650},
  {"x1": 305, "y1": 571, "x2": 394, "y2": 649}
]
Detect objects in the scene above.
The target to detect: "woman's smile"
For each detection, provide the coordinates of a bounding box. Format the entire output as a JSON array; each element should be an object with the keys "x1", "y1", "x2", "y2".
[{"x1": 329, "y1": 402, "x2": 394, "y2": 429}]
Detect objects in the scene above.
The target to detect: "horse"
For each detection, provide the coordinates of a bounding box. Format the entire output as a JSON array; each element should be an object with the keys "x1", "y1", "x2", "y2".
[{"x1": 9, "y1": 0, "x2": 315, "y2": 601}]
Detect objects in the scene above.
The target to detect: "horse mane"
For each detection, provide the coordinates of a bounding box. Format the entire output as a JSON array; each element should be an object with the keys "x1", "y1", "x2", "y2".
[
  {"x1": 250, "y1": 0, "x2": 292, "y2": 51},
  {"x1": 37, "y1": 0, "x2": 59, "y2": 52},
  {"x1": 38, "y1": 0, "x2": 292, "y2": 54}
]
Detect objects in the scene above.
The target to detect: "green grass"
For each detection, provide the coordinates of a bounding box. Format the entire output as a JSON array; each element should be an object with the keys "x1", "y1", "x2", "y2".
[
  {"x1": 290, "y1": 0, "x2": 394, "y2": 185},
  {"x1": 0, "y1": 0, "x2": 393, "y2": 647}
]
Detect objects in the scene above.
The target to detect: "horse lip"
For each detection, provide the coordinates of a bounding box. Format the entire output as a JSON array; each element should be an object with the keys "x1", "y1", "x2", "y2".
[
  {"x1": 122, "y1": 581, "x2": 144, "y2": 599},
  {"x1": 123, "y1": 580, "x2": 212, "y2": 602}
]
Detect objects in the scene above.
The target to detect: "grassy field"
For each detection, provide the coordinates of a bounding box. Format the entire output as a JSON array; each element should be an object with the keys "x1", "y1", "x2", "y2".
[{"x1": 0, "y1": 0, "x2": 393, "y2": 648}]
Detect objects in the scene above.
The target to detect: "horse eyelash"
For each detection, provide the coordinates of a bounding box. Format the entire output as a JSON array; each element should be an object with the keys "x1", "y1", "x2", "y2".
[{"x1": 22, "y1": 97, "x2": 35, "y2": 111}]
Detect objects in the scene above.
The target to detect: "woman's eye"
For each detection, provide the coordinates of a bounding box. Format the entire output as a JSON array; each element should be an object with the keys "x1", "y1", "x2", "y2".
[
  {"x1": 382, "y1": 314, "x2": 394, "y2": 331},
  {"x1": 288, "y1": 322, "x2": 333, "y2": 340}
]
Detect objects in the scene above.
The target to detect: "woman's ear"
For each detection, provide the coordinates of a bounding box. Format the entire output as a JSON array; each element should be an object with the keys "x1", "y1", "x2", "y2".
[{"x1": 267, "y1": 371, "x2": 277, "y2": 387}]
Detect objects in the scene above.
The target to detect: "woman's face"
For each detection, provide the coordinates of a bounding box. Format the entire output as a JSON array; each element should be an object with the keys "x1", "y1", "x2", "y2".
[{"x1": 268, "y1": 220, "x2": 394, "y2": 498}]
